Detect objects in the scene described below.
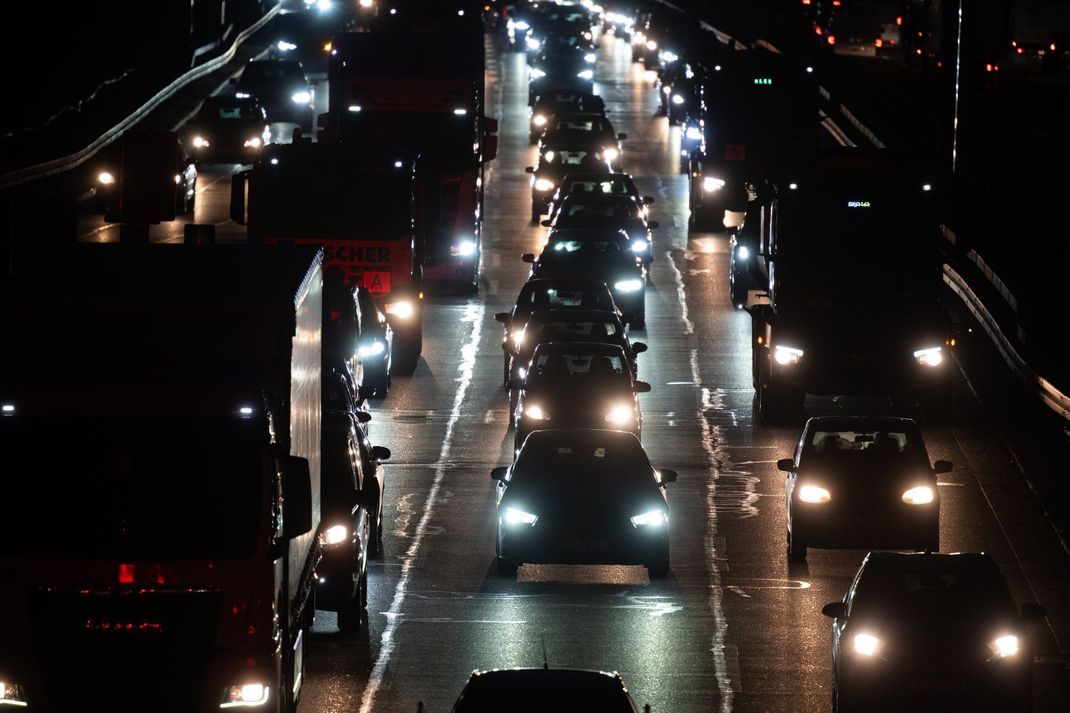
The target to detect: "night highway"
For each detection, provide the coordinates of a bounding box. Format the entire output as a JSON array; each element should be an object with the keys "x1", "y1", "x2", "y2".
[{"x1": 2, "y1": 2, "x2": 1070, "y2": 712}]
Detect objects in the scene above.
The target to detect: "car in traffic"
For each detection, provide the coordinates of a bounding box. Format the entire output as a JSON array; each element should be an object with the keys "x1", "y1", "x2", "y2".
[
  {"x1": 526, "y1": 140, "x2": 612, "y2": 221},
  {"x1": 495, "y1": 277, "x2": 621, "y2": 386},
  {"x1": 510, "y1": 343, "x2": 651, "y2": 450},
  {"x1": 778, "y1": 416, "x2": 951, "y2": 562},
  {"x1": 184, "y1": 96, "x2": 270, "y2": 165},
  {"x1": 729, "y1": 198, "x2": 767, "y2": 309},
  {"x1": 541, "y1": 194, "x2": 658, "y2": 257},
  {"x1": 452, "y1": 668, "x2": 642, "y2": 712},
  {"x1": 355, "y1": 284, "x2": 393, "y2": 397},
  {"x1": 491, "y1": 429, "x2": 675, "y2": 577},
  {"x1": 524, "y1": 228, "x2": 647, "y2": 329},
  {"x1": 822, "y1": 551, "x2": 1047, "y2": 713},
  {"x1": 503, "y1": 308, "x2": 646, "y2": 384},
  {"x1": 232, "y1": 58, "x2": 315, "y2": 129},
  {"x1": 528, "y1": 90, "x2": 606, "y2": 143},
  {"x1": 528, "y1": 42, "x2": 596, "y2": 105},
  {"x1": 538, "y1": 112, "x2": 626, "y2": 170},
  {"x1": 547, "y1": 172, "x2": 654, "y2": 220}
]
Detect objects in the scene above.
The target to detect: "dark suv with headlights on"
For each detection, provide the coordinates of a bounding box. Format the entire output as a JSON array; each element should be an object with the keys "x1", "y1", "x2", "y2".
[
  {"x1": 541, "y1": 194, "x2": 657, "y2": 258},
  {"x1": 778, "y1": 416, "x2": 951, "y2": 562},
  {"x1": 528, "y1": 91, "x2": 605, "y2": 143},
  {"x1": 547, "y1": 172, "x2": 653, "y2": 221},
  {"x1": 526, "y1": 139, "x2": 612, "y2": 221},
  {"x1": 491, "y1": 429, "x2": 675, "y2": 577},
  {"x1": 184, "y1": 96, "x2": 269, "y2": 165},
  {"x1": 822, "y1": 552, "x2": 1046, "y2": 713},
  {"x1": 233, "y1": 59, "x2": 315, "y2": 129},
  {"x1": 509, "y1": 342, "x2": 650, "y2": 451},
  {"x1": 538, "y1": 112, "x2": 627, "y2": 170}
]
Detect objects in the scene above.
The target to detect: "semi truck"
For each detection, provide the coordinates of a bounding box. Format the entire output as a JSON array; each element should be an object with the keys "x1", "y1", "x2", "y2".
[
  {"x1": 320, "y1": 26, "x2": 498, "y2": 293},
  {"x1": 746, "y1": 152, "x2": 954, "y2": 424},
  {"x1": 232, "y1": 142, "x2": 425, "y2": 371},
  {"x1": 0, "y1": 244, "x2": 323, "y2": 712}
]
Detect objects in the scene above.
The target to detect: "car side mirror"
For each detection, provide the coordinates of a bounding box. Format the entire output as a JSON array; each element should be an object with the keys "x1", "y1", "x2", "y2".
[
  {"x1": 642, "y1": 196, "x2": 655, "y2": 205},
  {"x1": 507, "y1": 377, "x2": 525, "y2": 390},
  {"x1": 371, "y1": 445, "x2": 391, "y2": 461},
  {"x1": 1020, "y1": 602, "x2": 1047, "y2": 621},
  {"x1": 494, "y1": 312, "x2": 511, "y2": 325},
  {"x1": 490, "y1": 466, "x2": 509, "y2": 482},
  {"x1": 776, "y1": 458, "x2": 795, "y2": 472},
  {"x1": 933, "y1": 460, "x2": 953, "y2": 474},
  {"x1": 647, "y1": 221, "x2": 659, "y2": 229},
  {"x1": 522, "y1": 253, "x2": 536, "y2": 263},
  {"x1": 282, "y1": 456, "x2": 313, "y2": 539},
  {"x1": 659, "y1": 468, "x2": 678, "y2": 484},
  {"x1": 354, "y1": 410, "x2": 372, "y2": 424},
  {"x1": 821, "y1": 602, "x2": 848, "y2": 619},
  {"x1": 633, "y1": 380, "x2": 651, "y2": 393},
  {"x1": 617, "y1": 132, "x2": 628, "y2": 140},
  {"x1": 525, "y1": 166, "x2": 535, "y2": 173},
  {"x1": 541, "y1": 219, "x2": 553, "y2": 227},
  {"x1": 632, "y1": 342, "x2": 648, "y2": 354}
]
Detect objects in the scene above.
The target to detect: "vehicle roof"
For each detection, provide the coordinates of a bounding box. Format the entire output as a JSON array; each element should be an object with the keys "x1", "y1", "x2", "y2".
[
  {"x1": 521, "y1": 277, "x2": 612, "y2": 289},
  {"x1": 528, "y1": 309, "x2": 623, "y2": 322},
  {"x1": 521, "y1": 428, "x2": 645, "y2": 450},
  {"x1": 559, "y1": 194, "x2": 637, "y2": 205},
  {"x1": 861, "y1": 551, "x2": 999, "y2": 575},
  {"x1": 460, "y1": 667, "x2": 628, "y2": 693},
  {"x1": 561, "y1": 172, "x2": 635, "y2": 184},
  {"x1": 547, "y1": 228, "x2": 632, "y2": 242},
  {"x1": 804, "y1": 416, "x2": 922, "y2": 432},
  {"x1": 532, "y1": 341, "x2": 628, "y2": 357},
  {"x1": 540, "y1": 135, "x2": 608, "y2": 150},
  {"x1": 200, "y1": 95, "x2": 261, "y2": 109}
]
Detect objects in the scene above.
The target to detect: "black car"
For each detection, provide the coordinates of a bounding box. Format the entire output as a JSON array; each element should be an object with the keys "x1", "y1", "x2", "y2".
[
  {"x1": 778, "y1": 416, "x2": 951, "y2": 562},
  {"x1": 233, "y1": 59, "x2": 315, "y2": 129},
  {"x1": 355, "y1": 284, "x2": 393, "y2": 397},
  {"x1": 524, "y1": 228, "x2": 647, "y2": 329},
  {"x1": 503, "y1": 308, "x2": 645, "y2": 384},
  {"x1": 547, "y1": 172, "x2": 653, "y2": 221},
  {"x1": 495, "y1": 277, "x2": 621, "y2": 386},
  {"x1": 452, "y1": 668, "x2": 641, "y2": 712},
  {"x1": 491, "y1": 429, "x2": 675, "y2": 577},
  {"x1": 526, "y1": 140, "x2": 612, "y2": 221},
  {"x1": 184, "y1": 96, "x2": 269, "y2": 165},
  {"x1": 528, "y1": 90, "x2": 605, "y2": 143},
  {"x1": 541, "y1": 194, "x2": 657, "y2": 257},
  {"x1": 728, "y1": 198, "x2": 767, "y2": 309},
  {"x1": 511, "y1": 342, "x2": 650, "y2": 451},
  {"x1": 528, "y1": 42, "x2": 595, "y2": 105},
  {"x1": 268, "y1": 6, "x2": 354, "y2": 78},
  {"x1": 822, "y1": 552, "x2": 1046, "y2": 713},
  {"x1": 539, "y1": 112, "x2": 626, "y2": 170}
]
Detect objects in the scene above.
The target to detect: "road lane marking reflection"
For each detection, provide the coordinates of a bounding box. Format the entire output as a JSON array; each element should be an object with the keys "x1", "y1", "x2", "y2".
[{"x1": 359, "y1": 301, "x2": 484, "y2": 713}]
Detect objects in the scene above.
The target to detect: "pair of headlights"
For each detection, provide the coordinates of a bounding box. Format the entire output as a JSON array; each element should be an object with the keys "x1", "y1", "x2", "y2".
[
  {"x1": 797, "y1": 484, "x2": 934, "y2": 505},
  {"x1": 770, "y1": 345, "x2": 946, "y2": 368},
  {"x1": 851, "y1": 631, "x2": 1018, "y2": 661},
  {"x1": 503, "y1": 506, "x2": 666, "y2": 528},
  {"x1": 522, "y1": 403, "x2": 634, "y2": 425}
]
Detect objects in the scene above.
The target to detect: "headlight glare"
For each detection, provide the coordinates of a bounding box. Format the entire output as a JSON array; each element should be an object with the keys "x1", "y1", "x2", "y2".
[
  {"x1": 533, "y1": 114, "x2": 547, "y2": 126},
  {"x1": 358, "y1": 341, "x2": 386, "y2": 357},
  {"x1": 585, "y1": 53, "x2": 597, "y2": 63},
  {"x1": 451, "y1": 239, "x2": 477, "y2": 257},
  {"x1": 504, "y1": 507, "x2": 538, "y2": 526},
  {"x1": 523, "y1": 404, "x2": 550, "y2": 421},
  {"x1": 220, "y1": 683, "x2": 270, "y2": 708},
  {"x1": 534, "y1": 178, "x2": 556, "y2": 192},
  {"x1": 988, "y1": 634, "x2": 1020, "y2": 659},
  {"x1": 319, "y1": 524, "x2": 348, "y2": 546},
  {"x1": 685, "y1": 126, "x2": 703, "y2": 141},
  {"x1": 515, "y1": 20, "x2": 530, "y2": 30},
  {"x1": 702, "y1": 176, "x2": 726, "y2": 192},
  {"x1": 291, "y1": 90, "x2": 312, "y2": 105},
  {"x1": 0, "y1": 681, "x2": 27, "y2": 707},
  {"x1": 901, "y1": 485, "x2": 935, "y2": 505},
  {"x1": 853, "y1": 633, "x2": 883, "y2": 657},
  {"x1": 737, "y1": 246, "x2": 750, "y2": 260},
  {"x1": 798, "y1": 484, "x2": 831, "y2": 503},
  {"x1": 385, "y1": 300, "x2": 415, "y2": 319},
  {"x1": 614, "y1": 279, "x2": 643, "y2": 292},
  {"x1": 193, "y1": 136, "x2": 210, "y2": 148},
  {"x1": 577, "y1": 69, "x2": 594, "y2": 80},
  {"x1": 631, "y1": 240, "x2": 649, "y2": 253},
  {"x1": 646, "y1": 40, "x2": 658, "y2": 50},
  {"x1": 773, "y1": 345, "x2": 804, "y2": 365},
  {"x1": 97, "y1": 171, "x2": 116, "y2": 185},
  {"x1": 605, "y1": 404, "x2": 634, "y2": 424},
  {"x1": 672, "y1": 93, "x2": 685, "y2": 105},
  {"x1": 526, "y1": 37, "x2": 541, "y2": 50},
  {"x1": 603, "y1": 147, "x2": 619, "y2": 161},
  {"x1": 630, "y1": 510, "x2": 666, "y2": 527},
  {"x1": 913, "y1": 346, "x2": 943, "y2": 367},
  {"x1": 243, "y1": 137, "x2": 262, "y2": 148}
]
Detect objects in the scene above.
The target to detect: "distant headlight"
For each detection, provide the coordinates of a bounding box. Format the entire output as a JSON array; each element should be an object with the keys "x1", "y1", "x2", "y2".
[
  {"x1": 503, "y1": 507, "x2": 539, "y2": 526},
  {"x1": 526, "y1": 37, "x2": 541, "y2": 50},
  {"x1": 631, "y1": 240, "x2": 649, "y2": 253},
  {"x1": 603, "y1": 147, "x2": 619, "y2": 161},
  {"x1": 276, "y1": 40, "x2": 297, "y2": 52},
  {"x1": 646, "y1": 40, "x2": 658, "y2": 50},
  {"x1": 630, "y1": 510, "x2": 666, "y2": 527},
  {"x1": 318, "y1": 524, "x2": 348, "y2": 547},
  {"x1": 852, "y1": 632, "x2": 884, "y2": 657},
  {"x1": 702, "y1": 176, "x2": 726, "y2": 192},
  {"x1": 385, "y1": 300, "x2": 415, "y2": 319},
  {"x1": 736, "y1": 246, "x2": 749, "y2": 260},
  {"x1": 532, "y1": 114, "x2": 548, "y2": 126},
  {"x1": 577, "y1": 69, "x2": 594, "y2": 80},
  {"x1": 672, "y1": 93, "x2": 685, "y2": 105},
  {"x1": 515, "y1": 20, "x2": 530, "y2": 30},
  {"x1": 605, "y1": 404, "x2": 634, "y2": 425},
  {"x1": 773, "y1": 345, "x2": 803, "y2": 365},
  {"x1": 523, "y1": 404, "x2": 550, "y2": 421},
  {"x1": 316, "y1": 0, "x2": 332, "y2": 12},
  {"x1": 798, "y1": 484, "x2": 831, "y2": 504},
  {"x1": 193, "y1": 136, "x2": 210, "y2": 148},
  {"x1": 614, "y1": 279, "x2": 643, "y2": 292},
  {"x1": 534, "y1": 178, "x2": 556, "y2": 192},
  {"x1": 235, "y1": 92, "x2": 251, "y2": 99},
  {"x1": 243, "y1": 137, "x2": 262, "y2": 148},
  {"x1": 358, "y1": 341, "x2": 386, "y2": 358},
  {"x1": 585, "y1": 52, "x2": 597, "y2": 63},
  {"x1": 451, "y1": 239, "x2": 478, "y2": 257},
  {"x1": 685, "y1": 126, "x2": 703, "y2": 141},
  {"x1": 902, "y1": 485, "x2": 935, "y2": 505},
  {"x1": 913, "y1": 346, "x2": 943, "y2": 367},
  {"x1": 988, "y1": 634, "x2": 1020, "y2": 660},
  {"x1": 511, "y1": 330, "x2": 525, "y2": 347},
  {"x1": 97, "y1": 171, "x2": 116, "y2": 185},
  {"x1": 291, "y1": 90, "x2": 312, "y2": 105},
  {"x1": 529, "y1": 68, "x2": 547, "y2": 79},
  {"x1": 660, "y1": 51, "x2": 679, "y2": 63}
]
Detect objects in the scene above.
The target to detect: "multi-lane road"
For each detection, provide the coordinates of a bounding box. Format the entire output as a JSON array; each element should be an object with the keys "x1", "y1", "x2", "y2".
[{"x1": 79, "y1": 28, "x2": 1070, "y2": 713}]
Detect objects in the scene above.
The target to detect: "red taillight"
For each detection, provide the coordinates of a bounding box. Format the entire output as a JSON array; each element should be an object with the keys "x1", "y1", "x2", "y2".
[
  {"x1": 815, "y1": 26, "x2": 823, "y2": 36},
  {"x1": 875, "y1": 39, "x2": 883, "y2": 48},
  {"x1": 1017, "y1": 47, "x2": 1024, "y2": 54},
  {"x1": 833, "y1": 0, "x2": 841, "y2": 5},
  {"x1": 1051, "y1": 42, "x2": 1057, "y2": 51},
  {"x1": 119, "y1": 563, "x2": 135, "y2": 584},
  {"x1": 897, "y1": 16, "x2": 903, "y2": 26},
  {"x1": 827, "y1": 35, "x2": 836, "y2": 45},
  {"x1": 802, "y1": 0, "x2": 811, "y2": 5}
]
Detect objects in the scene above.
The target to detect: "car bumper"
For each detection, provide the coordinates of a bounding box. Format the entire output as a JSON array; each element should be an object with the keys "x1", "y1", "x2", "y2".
[
  {"x1": 767, "y1": 353, "x2": 952, "y2": 396},
  {"x1": 837, "y1": 660, "x2": 1031, "y2": 712},
  {"x1": 500, "y1": 524, "x2": 668, "y2": 566},
  {"x1": 793, "y1": 503, "x2": 938, "y2": 549}
]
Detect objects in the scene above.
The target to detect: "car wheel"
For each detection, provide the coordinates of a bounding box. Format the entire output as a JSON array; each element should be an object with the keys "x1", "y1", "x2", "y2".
[
  {"x1": 366, "y1": 488, "x2": 382, "y2": 558},
  {"x1": 787, "y1": 526, "x2": 807, "y2": 562},
  {"x1": 336, "y1": 586, "x2": 362, "y2": 634},
  {"x1": 496, "y1": 556, "x2": 519, "y2": 576}
]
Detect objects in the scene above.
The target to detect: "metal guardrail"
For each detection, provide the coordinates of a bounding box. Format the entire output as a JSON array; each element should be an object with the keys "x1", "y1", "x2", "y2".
[{"x1": 0, "y1": 3, "x2": 281, "y2": 192}]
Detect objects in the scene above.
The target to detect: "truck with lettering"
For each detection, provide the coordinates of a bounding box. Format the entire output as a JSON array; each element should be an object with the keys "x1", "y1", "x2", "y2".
[
  {"x1": 746, "y1": 152, "x2": 953, "y2": 424},
  {"x1": 0, "y1": 244, "x2": 323, "y2": 712},
  {"x1": 320, "y1": 26, "x2": 497, "y2": 294},
  {"x1": 232, "y1": 141, "x2": 425, "y2": 371}
]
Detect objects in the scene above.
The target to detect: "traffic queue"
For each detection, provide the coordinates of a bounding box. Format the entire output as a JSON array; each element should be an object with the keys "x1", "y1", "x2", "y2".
[{"x1": 0, "y1": 1, "x2": 1052, "y2": 712}]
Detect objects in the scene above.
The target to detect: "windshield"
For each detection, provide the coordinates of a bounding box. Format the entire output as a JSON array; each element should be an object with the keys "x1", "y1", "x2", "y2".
[
  {"x1": 197, "y1": 100, "x2": 261, "y2": 120},
  {"x1": 251, "y1": 164, "x2": 412, "y2": 237},
  {"x1": 802, "y1": 428, "x2": 928, "y2": 470},
  {"x1": 514, "y1": 438, "x2": 650, "y2": 483},
  {"x1": 0, "y1": 419, "x2": 265, "y2": 559},
  {"x1": 565, "y1": 177, "x2": 634, "y2": 196},
  {"x1": 527, "y1": 351, "x2": 630, "y2": 387},
  {"x1": 540, "y1": 239, "x2": 630, "y2": 264},
  {"x1": 525, "y1": 318, "x2": 619, "y2": 341},
  {"x1": 562, "y1": 201, "x2": 639, "y2": 219},
  {"x1": 551, "y1": 116, "x2": 611, "y2": 133},
  {"x1": 338, "y1": 112, "x2": 476, "y2": 166},
  {"x1": 242, "y1": 62, "x2": 304, "y2": 83},
  {"x1": 851, "y1": 563, "x2": 1017, "y2": 622},
  {"x1": 516, "y1": 284, "x2": 612, "y2": 312}
]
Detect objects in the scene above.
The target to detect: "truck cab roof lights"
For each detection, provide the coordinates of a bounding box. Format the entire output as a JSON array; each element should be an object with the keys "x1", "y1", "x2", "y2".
[
  {"x1": 348, "y1": 105, "x2": 362, "y2": 112},
  {"x1": 453, "y1": 108, "x2": 469, "y2": 116},
  {"x1": 922, "y1": 183, "x2": 932, "y2": 191},
  {"x1": 788, "y1": 183, "x2": 799, "y2": 190},
  {"x1": 239, "y1": 406, "x2": 255, "y2": 418},
  {"x1": 1, "y1": 403, "x2": 14, "y2": 416},
  {"x1": 394, "y1": 161, "x2": 403, "y2": 168}
]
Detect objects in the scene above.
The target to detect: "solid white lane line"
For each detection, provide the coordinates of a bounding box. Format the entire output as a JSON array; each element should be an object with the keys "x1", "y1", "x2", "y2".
[{"x1": 358, "y1": 302, "x2": 485, "y2": 713}]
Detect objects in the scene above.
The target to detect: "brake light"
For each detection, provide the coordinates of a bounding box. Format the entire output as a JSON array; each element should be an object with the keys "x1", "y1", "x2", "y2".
[
  {"x1": 875, "y1": 39, "x2": 883, "y2": 48},
  {"x1": 119, "y1": 563, "x2": 135, "y2": 584},
  {"x1": 897, "y1": 16, "x2": 903, "y2": 26},
  {"x1": 827, "y1": 35, "x2": 836, "y2": 45}
]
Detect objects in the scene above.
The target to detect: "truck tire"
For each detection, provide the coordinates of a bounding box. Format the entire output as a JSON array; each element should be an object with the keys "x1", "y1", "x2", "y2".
[
  {"x1": 391, "y1": 330, "x2": 421, "y2": 374},
  {"x1": 756, "y1": 364, "x2": 803, "y2": 425}
]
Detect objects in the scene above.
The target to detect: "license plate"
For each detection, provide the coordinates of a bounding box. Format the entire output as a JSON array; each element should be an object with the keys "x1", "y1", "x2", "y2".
[
  {"x1": 562, "y1": 540, "x2": 608, "y2": 552},
  {"x1": 360, "y1": 271, "x2": 391, "y2": 294},
  {"x1": 842, "y1": 353, "x2": 874, "y2": 363},
  {"x1": 908, "y1": 678, "x2": 965, "y2": 694}
]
